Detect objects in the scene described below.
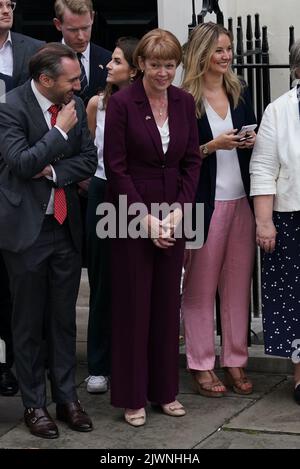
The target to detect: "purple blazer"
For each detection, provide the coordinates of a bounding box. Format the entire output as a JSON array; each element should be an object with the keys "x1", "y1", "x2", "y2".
[{"x1": 103, "y1": 77, "x2": 201, "y2": 211}]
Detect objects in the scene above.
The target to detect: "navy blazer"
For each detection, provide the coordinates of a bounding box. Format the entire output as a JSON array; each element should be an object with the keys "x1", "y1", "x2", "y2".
[
  {"x1": 103, "y1": 77, "x2": 201, "y2": 212},
  {"x1": 0, "y1": 72, "x2": 13, "y2": 94},
  {"x1": 86, "y1": 42, "x2": 111, "y2": 102},
  {"x1": 196, "y1": 86, "x2": 256, "y2": 241}
]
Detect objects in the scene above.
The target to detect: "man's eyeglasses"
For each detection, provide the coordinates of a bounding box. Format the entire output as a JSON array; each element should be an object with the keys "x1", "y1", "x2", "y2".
[{"x1": 0, "y1": 2, "x2": 16, "y2": 12}]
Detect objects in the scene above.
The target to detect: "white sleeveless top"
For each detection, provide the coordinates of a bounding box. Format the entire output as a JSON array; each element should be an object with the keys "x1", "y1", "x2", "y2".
[
  {"x1": 204, "y1": 100, "x2": 245, "y2": 201},
  {"x1": 157, "y1": 118, "x2": 170, "y2": 154},
  {"x1": 94, "y1": 94, "x2": 106, "y2": 180}
]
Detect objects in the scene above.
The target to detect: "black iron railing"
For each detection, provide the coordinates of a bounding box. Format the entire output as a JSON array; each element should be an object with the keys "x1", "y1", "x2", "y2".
[{"x1": 230, "y1": 14, "x2": 294, "y2": 123}]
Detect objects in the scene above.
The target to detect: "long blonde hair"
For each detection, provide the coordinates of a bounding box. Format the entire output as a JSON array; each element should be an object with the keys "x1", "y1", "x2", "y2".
[{"x1": 182, "y1": 22, "x2": 242, "y2": 117}]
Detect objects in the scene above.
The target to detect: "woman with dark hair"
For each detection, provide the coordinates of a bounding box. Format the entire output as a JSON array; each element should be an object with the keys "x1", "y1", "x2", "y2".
[
  {"x1": 181, "y1": 22, "x2": 256, "y2": 397},
  {"x1": 85, "y1": 37, "x2": 140, "y2": 395}
]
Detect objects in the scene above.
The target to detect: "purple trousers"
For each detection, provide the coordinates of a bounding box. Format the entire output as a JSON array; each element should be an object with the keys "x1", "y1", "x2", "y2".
[{"x1": 110, "y1": 236, "x2": 184, "y2": 409}]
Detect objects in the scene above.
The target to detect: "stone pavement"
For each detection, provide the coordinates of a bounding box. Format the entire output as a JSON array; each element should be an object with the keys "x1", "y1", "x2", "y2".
[{"x1": 0, "y1": 270, "x2": 299, "y2": 449}]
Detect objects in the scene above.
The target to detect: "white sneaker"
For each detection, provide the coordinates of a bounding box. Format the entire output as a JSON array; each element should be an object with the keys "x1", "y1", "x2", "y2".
[{"x1": 85, "y1": 375, "x2": 108, "y2": 393}]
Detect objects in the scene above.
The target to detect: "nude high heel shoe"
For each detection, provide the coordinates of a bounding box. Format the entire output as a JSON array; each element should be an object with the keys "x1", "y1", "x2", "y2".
[
  {"x1": 161, "y1": 400, "x2": 186, "y2": 417},
  {"x1": 124, "y1": 408, "x2": 146, "y2": 427}
]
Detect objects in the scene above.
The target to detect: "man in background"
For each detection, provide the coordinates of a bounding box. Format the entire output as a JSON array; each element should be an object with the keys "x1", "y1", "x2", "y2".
[
  {"x1": 53, "y1": 0, "x2": 111, "y2": 105},
  {"x1": 53, "y1": 0, "x2": 111, "y2": 301},
  {"x1": 0, "y1": 0, "x2": 44, "y2": 396}
]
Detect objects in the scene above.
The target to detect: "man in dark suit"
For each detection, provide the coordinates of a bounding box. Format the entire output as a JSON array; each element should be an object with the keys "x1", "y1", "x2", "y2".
[
  {"x1": 0, "y1": 1, "x2": 44, "y2": 87},
  {"x1": 0, "y1": 72, "x2": 13, "y2": 94},
  {"x1": 53, "y1": 1, "x2": 111, "y2": 267},
  {"x1": 0, "y1": 0, "x2": 44, "y2": 396},
  {"x1": 0, "y1": 71, "x2": 16, "y2": 396},
  {"x1": 0, "y1": 43, "x2": 97, "y2": 439},
  {"x1": 53, "y1": 0, "x2": 111, "y2": 105}
]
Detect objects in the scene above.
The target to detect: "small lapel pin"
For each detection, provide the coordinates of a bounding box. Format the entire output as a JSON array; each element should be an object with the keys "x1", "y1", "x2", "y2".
[
  {"x1": 145, "y1": 115, "x2": 152, "y2": 120},
  {"x1": 99, "y1": 64, "x2": 104, "y2": 70}
]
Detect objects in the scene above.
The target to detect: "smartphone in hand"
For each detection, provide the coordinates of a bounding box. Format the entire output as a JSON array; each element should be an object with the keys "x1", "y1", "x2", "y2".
[{"x1": 237, "y1": 124, "x2": 257, "y2": 141}]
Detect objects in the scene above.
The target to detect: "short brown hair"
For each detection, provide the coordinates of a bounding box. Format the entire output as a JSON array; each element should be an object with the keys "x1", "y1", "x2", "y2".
[
  {"x1": 133, "y1": 28, "x2": 182, "y2": 69},
  {"x1": 29, "y1": 42, "x2": 77, "y2": 81},
  {"x1": 54, "y1": 0, "x2": 93, "y2": 22}
]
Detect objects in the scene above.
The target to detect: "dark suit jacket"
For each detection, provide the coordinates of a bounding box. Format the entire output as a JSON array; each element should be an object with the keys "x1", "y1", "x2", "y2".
[
  {"x1": 86, "y1": 42, "x2": 111, "y2": 102},
  {"x1": 11, "y1": 32, "x2": 45, "y2": 88},
  {"x1": 0, "y1": 81, "x2": 97, "y2": 253},
  {"x1": 196, "y1": 86, "x2": 257, "y2": 241},
  {"x1": 104, "y1": 77, "x2": 201, "y2": 212},
  {"x1": 0, "y1": 73, "x2": 13, "y2": 93}
]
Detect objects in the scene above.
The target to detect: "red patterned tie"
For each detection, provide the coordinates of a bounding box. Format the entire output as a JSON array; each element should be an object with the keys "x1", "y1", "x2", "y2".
[{"x1": 48, "y1": 105, "x2": 67, "y2": 225}]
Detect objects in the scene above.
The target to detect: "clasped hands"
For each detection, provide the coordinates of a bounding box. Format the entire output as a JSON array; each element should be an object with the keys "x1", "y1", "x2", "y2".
[{"x1": 141, "y1": 208, "x2": 183, "y2": 249}]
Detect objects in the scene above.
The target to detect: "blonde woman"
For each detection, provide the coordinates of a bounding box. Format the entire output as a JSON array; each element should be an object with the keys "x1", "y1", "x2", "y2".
[{"x1": 181, "y1": 22, "x2": 256, "y2": 396}]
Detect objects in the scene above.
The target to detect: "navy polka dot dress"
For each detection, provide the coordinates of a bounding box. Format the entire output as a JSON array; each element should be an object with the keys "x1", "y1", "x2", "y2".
[{"x1": 262, "y1": 211, "x2": 300, "y2": 358}]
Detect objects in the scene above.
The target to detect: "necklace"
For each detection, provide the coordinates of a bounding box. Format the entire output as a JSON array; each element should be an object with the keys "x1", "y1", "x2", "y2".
[
  {"x1": 149, "y1": 95, "x2": 168, "y2": 117},
  {"x1": 158, "y1": 102, "x2": 166, "y2": 116}
]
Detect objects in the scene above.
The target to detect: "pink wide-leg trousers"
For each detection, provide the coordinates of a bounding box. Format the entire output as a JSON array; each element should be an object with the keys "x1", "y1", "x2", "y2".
[{"x1": 182, "y1": 197, "x2": 256, "y2": 370}]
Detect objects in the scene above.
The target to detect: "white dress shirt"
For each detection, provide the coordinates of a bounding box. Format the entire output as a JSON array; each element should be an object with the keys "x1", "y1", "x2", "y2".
[
  {"x1": 31, "y1": 80, "x2": 68, "y2": 214},
  {"x1": 0, "y1": 31, "x2": 13, "y2": 76}
]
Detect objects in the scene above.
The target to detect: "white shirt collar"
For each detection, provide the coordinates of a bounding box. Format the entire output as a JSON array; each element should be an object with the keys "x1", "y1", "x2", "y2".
[
  {"x1": 1, "y1": 30, "x2": 12, "y2": 49},
  {"x1": 288, "y1": 85, "x2": 299, "y2": 103},
  {"x1": 6, "y1": 30, "x2": 12, "y2": 45},
  {"x1": 31, "y1": 79, "x2": 54, "y2": 114},
  {"x1": 61, "y1": 38, "x2": 90, "y2": 62},
  {"x1": 80, "y1": 43, "x2": 90, "y2": 62}
]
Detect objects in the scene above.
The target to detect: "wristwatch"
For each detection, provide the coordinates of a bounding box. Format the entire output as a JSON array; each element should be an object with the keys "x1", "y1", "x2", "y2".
[{"x1": 201, "y1": 144, "x2": 209, "y2": 156}]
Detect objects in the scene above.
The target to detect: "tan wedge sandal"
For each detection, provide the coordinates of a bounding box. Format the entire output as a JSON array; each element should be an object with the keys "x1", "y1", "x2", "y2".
[
  {"x1": 224, "y1": 367, "x2": 253, "y2": 395},
  {"x1": 191, "y1": 370, "x2": 227, "y2": 398}
]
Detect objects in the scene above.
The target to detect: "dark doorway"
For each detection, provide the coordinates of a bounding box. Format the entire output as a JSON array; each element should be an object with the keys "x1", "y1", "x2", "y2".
[
  {"x1": 93, "y1": 1, "x2": 158, "y2": 50},
  {"x1": 13, "y1": 1, "x2": 158, "y2": 48}
]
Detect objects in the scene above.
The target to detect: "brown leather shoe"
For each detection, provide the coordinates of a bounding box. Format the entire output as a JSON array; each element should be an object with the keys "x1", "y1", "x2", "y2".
[
  {"x1": 24, "y1": 407, "x2": 59, "y2": 439},
  {"x1": 56, "y1": 400, "x2": 93, "y2": 432}
]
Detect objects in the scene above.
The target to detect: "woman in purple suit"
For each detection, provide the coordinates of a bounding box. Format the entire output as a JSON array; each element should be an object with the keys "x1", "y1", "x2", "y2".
[{"x1": 104, "y1": 29, "x2": 201, "y2": 426}]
